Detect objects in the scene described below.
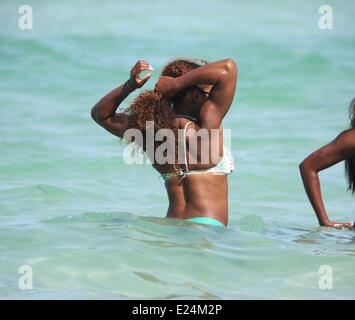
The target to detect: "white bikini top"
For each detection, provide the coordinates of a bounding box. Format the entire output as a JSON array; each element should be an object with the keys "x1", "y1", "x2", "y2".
[{"x1": 161, "y1": 119, "x2": 234, "y2": 181}]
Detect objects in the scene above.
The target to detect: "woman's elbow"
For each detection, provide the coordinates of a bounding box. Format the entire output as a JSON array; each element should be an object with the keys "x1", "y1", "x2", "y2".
[
  {"x1": 91, "y1": 106, "x2": 96, "y2": 121},
  {"x1": 91, "y1": 104, "x2": 101, "y2": 123},
  {"x1": 299, "y1": 158, "x2": 317, "y2": 177},
  {"x1": 224, "y1": 58, "x2": 237, "y2": 74},
  {"x1": 299, "y1": 158, "x2": 309, "y2": 172},
  {"x1": 220, "y1": 58, "x2": 237, "y2": 82}
]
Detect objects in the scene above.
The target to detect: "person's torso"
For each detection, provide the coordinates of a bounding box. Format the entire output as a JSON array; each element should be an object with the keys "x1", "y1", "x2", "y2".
[{"x1": 157, "y1": 117, "x2": 234, "y2": 224}]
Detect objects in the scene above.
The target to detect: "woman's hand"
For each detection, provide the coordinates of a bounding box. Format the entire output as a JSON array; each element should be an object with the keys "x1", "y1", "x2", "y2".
[
  {"x1": 128, "y1": 60, "x2": 153, "y2": 89},
  {"x1": 154, "y1": 76, "x2": 180, "y2": 98},
  {"x1": 323, "y1": 221, "x2": 354, "y2": 229}
]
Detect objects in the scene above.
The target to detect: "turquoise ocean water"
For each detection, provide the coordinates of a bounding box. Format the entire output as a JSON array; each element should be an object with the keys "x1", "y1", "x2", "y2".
[{"x1": 0, "y1": 0, "x2": 354, "y2": 299}]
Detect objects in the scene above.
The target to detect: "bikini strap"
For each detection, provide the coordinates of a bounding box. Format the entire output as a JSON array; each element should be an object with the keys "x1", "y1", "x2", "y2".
[{"x1": 183, "y1": 121, "x2": 192, "y2": 171}]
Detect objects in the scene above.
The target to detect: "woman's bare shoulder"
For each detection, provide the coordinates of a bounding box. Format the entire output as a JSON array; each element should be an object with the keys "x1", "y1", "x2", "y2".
[
  {"x1": 173, "y1": 117, "x2": 196, "y2": 129},
  {"x1": 333, "y1": 128, "x2": 355, "y2": 156},
  {"x1": 336, "y1": 128, "x2": 355, "y2": 142}
]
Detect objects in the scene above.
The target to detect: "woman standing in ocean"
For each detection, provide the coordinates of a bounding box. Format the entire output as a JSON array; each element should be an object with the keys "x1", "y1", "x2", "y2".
[
  {"x1": 299, "y1": 99, "x2": 355, "y2": 229},
  {"x1": 91, "y1": 58, "x2": 237, "y2": 226}
]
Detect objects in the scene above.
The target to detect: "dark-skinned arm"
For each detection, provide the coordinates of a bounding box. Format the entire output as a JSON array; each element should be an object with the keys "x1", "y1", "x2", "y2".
[
  {"x1": 182, "y1": 59, "x2": 237, "y2": 169},
  {"x1": 299, "y1": 129, "x2": 355, "y2": 229},
  {"x1": 177, "y1": 58, "x2": 237, "y2": 129},
  {"x1": 155, "y1": 58, "x2": 237, "y2": 129},
  {"x1": 91, "y1": 60, "x2": 153, "y2": 138},
  {"x1": 154, "y1": 59, "x2": 237, "y2": 170}
]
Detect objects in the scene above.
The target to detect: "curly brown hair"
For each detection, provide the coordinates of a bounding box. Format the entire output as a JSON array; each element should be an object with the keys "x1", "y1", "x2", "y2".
[
  {"x1": 122, "y1": 58, "x2": 208, "y2": 174},
  {"x1": 345, "y1": 97, "x2": 355, "y2": 193}
]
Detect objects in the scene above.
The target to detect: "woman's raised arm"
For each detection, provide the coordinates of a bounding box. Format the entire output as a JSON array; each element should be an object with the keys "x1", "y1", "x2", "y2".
[
  {"x1": 155, "y1": 58, "x2": 237, "y2": 129},
  {"x1": 91, "y1": 60, "x2": 153, "y2": 138}
]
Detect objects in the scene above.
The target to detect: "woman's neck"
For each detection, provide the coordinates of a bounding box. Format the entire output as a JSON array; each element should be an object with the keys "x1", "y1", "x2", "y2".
[
  {"x1": 174, "y1": 104, "x2": 197, "y2": 119},
  {"x1": 174, "y1": 113, "x2": 198, "y2": 122}
]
